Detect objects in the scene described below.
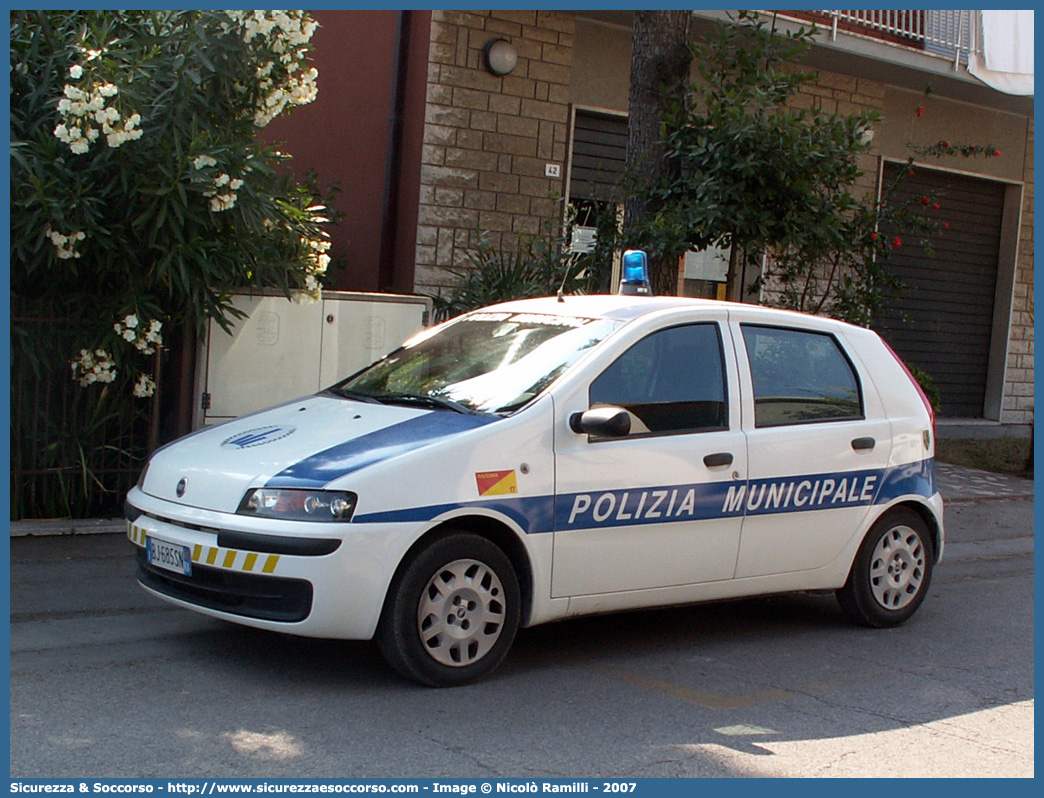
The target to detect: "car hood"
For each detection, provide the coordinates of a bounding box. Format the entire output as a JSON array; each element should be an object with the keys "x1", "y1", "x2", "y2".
[{"x1": 140, "y1": 394, "x2": 500, "y2": 513}]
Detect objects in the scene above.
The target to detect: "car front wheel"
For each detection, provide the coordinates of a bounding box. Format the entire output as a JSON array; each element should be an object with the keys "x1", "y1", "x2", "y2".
[
  {"x1": 377, "y1": 532, "x2": 521, "y2": 687},
  {"x1": 837, "y1": 508, "x2": 934, "y2": 627}
]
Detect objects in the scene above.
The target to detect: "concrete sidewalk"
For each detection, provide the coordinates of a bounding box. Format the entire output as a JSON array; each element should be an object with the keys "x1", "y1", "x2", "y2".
[
  {"x1": 936, "y1": 462, "x2": 1034, "y2": 501},
  {"x1": 8, "y1": 462, "x2": 1033, "y2": 538}
]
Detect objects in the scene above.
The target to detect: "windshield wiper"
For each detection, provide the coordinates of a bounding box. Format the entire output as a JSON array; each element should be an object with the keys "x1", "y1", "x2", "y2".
[
  {"x1": 375, "y1": 393, "x2": 480, "y2": 415},
  {"x1": 326, "y1": 386, "x2": 382, "y2": 404}
]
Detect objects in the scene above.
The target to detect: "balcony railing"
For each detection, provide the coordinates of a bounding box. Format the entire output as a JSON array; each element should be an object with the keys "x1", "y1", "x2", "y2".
[{"x1": 775, "y1": 10, "x2": 979, "y2": 69}]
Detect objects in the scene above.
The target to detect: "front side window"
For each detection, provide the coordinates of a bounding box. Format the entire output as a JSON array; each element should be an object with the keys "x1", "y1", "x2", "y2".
[
  {"x1": 741, "y1": 325, "x2": 862, "y2": 427},
  {"x1": 334, "y1": 311, "x2": 623, "y2": 415},
  {"x1": 589, "y1": 323, "x2": 728, "y2": 435}
]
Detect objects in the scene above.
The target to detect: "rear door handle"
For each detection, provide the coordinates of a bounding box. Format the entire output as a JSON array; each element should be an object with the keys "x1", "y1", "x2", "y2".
[
  {"x1": 704, "y1": 452, "x2": 734, "y2": 468},
  {"x1": 851, "y1": 437, "x2": 876, "y2": 451}
]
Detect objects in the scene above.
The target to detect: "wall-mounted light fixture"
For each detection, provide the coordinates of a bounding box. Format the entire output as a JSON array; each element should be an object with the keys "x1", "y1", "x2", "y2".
[{"x1": 483, "y1": 38, "x2": 518, "y2": 76}]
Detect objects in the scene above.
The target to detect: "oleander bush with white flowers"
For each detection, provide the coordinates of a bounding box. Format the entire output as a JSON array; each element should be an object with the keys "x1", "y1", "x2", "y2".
[{"x1": 10, "y1": 10, "x2": 336, "y2": 518}]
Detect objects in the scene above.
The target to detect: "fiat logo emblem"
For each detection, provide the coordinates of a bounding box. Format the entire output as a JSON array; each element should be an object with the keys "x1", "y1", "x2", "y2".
[{"x1": 176, "y1": 478, "x2": 187, "y2": 498}]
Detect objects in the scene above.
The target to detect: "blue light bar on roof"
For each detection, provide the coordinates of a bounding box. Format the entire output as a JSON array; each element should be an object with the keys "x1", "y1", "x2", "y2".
[{"x1": 619, "y1": 249, "x2": 652, "y2": 296}]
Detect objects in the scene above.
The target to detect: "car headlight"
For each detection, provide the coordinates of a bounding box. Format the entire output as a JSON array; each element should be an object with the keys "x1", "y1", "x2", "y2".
[{"x1": 237, "y1": 488, "x2": 358, "y2": 522}]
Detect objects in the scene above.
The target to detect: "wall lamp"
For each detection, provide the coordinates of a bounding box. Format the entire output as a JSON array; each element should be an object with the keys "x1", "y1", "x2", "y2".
[{"x1": 483, "y1": 38, "x2": 518, "y2": 76}]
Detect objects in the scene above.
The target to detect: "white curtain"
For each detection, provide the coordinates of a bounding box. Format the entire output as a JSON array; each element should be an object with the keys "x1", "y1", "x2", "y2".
[{"x1": 969, "y1": 10, "x2": 1034, "y2": 96}]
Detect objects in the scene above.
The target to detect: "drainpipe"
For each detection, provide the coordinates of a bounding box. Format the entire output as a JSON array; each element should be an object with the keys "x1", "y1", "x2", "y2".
[{"x1": 377, "y1": 10, "x2": 411, "y2": 292}]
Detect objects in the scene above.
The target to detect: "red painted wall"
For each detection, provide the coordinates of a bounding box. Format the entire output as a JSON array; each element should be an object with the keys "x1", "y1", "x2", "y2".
[{"x1": 262, "y1": 10, "x2": 430, "y2": 293}]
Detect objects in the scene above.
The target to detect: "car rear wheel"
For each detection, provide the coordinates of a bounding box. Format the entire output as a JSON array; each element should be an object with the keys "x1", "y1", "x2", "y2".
[
  {"x1": 837, "y1": 508, "x2": 934, "y2": 627},
  {"x1": 377, "y1": 532, "x2": 520, "y2": 687}
]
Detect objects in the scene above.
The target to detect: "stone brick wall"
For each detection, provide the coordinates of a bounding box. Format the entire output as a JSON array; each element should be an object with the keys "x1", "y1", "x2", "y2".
[
  {"x1": 415, "y1": 10, "x2": 574, "y2": 295},
  {"x1": 790, "y1": 66, "x2": 884, "y2": 199},
  {"x1": 1003, "y1": 115, "x2": 1034, "y2": 425},
  {"x1": 757, "y1": 66, "x2": 885, "y2": 309}
]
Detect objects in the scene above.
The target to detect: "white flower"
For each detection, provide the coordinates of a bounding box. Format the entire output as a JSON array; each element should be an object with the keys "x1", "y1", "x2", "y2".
[
  {"x1": 232, "y1": 11, "x2": 320, "y2": 127},
  {"x1": 55, "y1": 78, "x2": 142, "y2": 153},
  {"x1": 46, "y1": 226, "x2": 85, "y2": 258},
  {"x1": 71, "y1": 348, "x2": 116, "y2": 387},
  {"x1": 114, "y1": 314, "x2": 163, "y2": 354},
  {"x1": 69, "y1": 65, "x2": 83, "y2": 79},
  {"x1": 192, "y1": 154, "x2": 217, "y2": 170},
  {"x1": 209, "y1": 193, "x2": 237, "y2": 212},
  {"x1": 133, "y1": 375, "x2": 156, "y2": 399}
]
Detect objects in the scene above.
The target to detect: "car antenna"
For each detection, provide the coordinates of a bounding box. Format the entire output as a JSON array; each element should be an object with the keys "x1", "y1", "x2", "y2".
[{"x1": 556, "y1": 261, "x2": 571, "y2": 303}]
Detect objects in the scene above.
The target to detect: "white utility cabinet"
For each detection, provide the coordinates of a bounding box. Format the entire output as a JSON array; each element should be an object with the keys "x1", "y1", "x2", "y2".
[{"x1": 194, "y1": 290, "x2": 431, "y2": 428}]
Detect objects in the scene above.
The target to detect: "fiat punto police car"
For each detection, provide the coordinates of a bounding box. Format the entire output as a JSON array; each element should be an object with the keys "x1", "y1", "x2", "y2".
[{"x1": 126, "y1": 280, "x2": 943, "y2": 686}]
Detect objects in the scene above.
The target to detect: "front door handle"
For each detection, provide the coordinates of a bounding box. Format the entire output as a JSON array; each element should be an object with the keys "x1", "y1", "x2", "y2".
[
  {"x1": 851, "y1": 437, "x2": 876, "y2": 451},
  {"x1": 704, "y1": 452, "x2": 734, "y2": 468}
]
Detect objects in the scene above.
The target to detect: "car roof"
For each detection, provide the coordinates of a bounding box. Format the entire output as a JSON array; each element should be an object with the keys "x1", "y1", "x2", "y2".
[
  {"x1": 480, "y1": 294, "x2": 725, "y2": 321},
  {"x1": 478, "y1": 294, "x2": 856, "y2": 330}
]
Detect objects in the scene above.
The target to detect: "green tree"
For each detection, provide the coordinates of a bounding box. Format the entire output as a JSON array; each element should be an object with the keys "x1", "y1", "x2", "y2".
[
  {"x1": 629, "y1": 12, "x2": 879, "y2": 304},
  {"x1": 431, "y1": 208, "x2": 618, "y2": 323},
  {"x1": 624, "y1": 10, "x2": 694, "y2": 295},
  {"x1": 627, "y1": 12, "x2": 998, "y2": 322},
  {"x1": 9, "y1": 10, "x2": 334, "y2": 517},
  {"x1": 10, "y1": 10, "x2": 333, "y2": 394}
]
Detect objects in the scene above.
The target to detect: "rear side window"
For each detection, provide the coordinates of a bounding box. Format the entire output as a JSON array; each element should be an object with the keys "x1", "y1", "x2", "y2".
[
  {"x1": 590, "y1": 323, "x2": 727, "y2": 435},
  {"x1": 741, "y1": 325, "x2": 862, "y2": 427}
]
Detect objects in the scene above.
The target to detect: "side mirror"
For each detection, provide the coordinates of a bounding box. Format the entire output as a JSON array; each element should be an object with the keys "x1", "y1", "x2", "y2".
[{"x1": 569, "y1": 406, "x2": 631, "y2": 438}]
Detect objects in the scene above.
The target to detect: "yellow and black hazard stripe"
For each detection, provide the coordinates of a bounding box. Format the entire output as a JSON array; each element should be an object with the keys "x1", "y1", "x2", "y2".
[{"x1": 128, "y1": 521, "x2": 280, "y2": 575}]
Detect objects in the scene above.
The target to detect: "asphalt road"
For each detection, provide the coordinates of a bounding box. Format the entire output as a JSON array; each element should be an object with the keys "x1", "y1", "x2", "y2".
[{"x1": 9, "y1": 493, "x2": 1033, "y2": 778}]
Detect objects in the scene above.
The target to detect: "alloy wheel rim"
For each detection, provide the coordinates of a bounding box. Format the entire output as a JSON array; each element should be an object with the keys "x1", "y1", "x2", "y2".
[
  {"x1": 417, "y1": 558, "x2": 506, "y2": 667},
  {"x1": 869, "y1": 525, "x2": 925, "y2": 610}
]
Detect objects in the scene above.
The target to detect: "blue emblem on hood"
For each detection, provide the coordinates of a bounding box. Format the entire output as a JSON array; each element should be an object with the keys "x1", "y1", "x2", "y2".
[
  {"x1": 222, "y1": 425, "x2": 296, "y2": 449},
  {"x1": 265, "y1": 413, "x2": 499, "y2": 488}
]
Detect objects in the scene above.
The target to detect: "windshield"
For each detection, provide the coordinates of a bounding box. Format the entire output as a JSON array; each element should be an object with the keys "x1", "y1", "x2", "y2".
[{"x1": 333, "y1": 311, "x2": 622, "y2": 414}]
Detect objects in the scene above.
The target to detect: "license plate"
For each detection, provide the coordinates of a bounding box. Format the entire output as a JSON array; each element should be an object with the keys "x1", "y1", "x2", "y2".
[{"x1": 146, "y1": 536, "x2": 192, "y2": 576}]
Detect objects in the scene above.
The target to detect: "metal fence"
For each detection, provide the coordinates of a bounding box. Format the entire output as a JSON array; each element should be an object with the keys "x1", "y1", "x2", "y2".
[
  {"x1": 778, "y1": 10, "x2": 979, "y2": 68},
  {"x1": 11, "y1": 302, "x2": 154, "y2": 520}
]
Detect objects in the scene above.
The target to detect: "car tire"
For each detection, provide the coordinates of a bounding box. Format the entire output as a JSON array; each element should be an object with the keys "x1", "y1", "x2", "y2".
[
  {"x1": 377, "y1": 532, "x2": 521, "y2": 687},
  {"x1": 837, "y1": 508, "x2": 934, "y2": 628}
]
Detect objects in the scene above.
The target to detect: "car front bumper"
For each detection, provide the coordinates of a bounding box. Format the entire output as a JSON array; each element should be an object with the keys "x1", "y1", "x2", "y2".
[{"x1": 125, "y1": 487, "x2": 416, "y2": 640}]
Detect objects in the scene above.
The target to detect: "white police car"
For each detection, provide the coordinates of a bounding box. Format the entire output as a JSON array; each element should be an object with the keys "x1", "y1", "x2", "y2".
[{"x1": 126, "y1": 281, "x2": 943, "y2": 686}]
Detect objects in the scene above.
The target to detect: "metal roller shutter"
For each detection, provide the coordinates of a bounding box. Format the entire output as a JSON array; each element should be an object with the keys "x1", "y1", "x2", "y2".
[
  {"x1": 569, "y1": 110, "x2": 628, "y2": 202},
  {"x1": 874, "y1": 163, "x2": 1005, "y2": 418}
]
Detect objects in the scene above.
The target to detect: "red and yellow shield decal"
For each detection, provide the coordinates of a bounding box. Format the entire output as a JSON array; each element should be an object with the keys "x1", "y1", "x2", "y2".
[{"x1": 475, "y1": 470, "x2": 518, "y2": 496}]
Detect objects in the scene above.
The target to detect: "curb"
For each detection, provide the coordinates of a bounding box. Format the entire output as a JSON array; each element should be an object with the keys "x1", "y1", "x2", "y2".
[{"x1": 9, "y1": 518, "x2": 124, "y2": 538}]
